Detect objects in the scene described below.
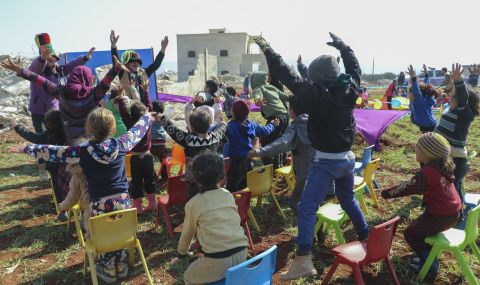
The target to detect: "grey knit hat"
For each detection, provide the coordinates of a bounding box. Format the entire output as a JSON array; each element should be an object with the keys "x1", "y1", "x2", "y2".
[
  {"x1": 416, "y1": 132, "x2": 450, "y2": 160},
  {"x1": 308, "y1": 55, "x2": 341, "y2": 85}
]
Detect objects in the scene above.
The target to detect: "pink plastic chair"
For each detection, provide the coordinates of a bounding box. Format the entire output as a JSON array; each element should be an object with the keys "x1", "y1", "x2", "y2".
[
  {"x1": 232, "y1": 190, "x2": 255, "y2": 255},
  {"x1": 155, "y1": 175, "x2": 189, "y2": 239},
  {"x1": 321, "y1": 216, "x2": 401, "y2": 285}
]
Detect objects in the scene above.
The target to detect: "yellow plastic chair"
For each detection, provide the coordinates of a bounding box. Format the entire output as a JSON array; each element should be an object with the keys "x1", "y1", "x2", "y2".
[
  {"x1": 67, "y1": 203, "x2": 85, "y2": 248},
  {"x1": 273, "y1": 162, "x2": 295, "y2": 192},
  {"x1": 50, "y1": 177, "x2": 61, "y2": 214},
  {"x1": 354, "y1": 159, "x2": 381, "y2": 209},
  {"x1": 314, "y1": 182, "x2": 367, "y2": 245},
  {"x1": 83, "y1": 208, "x2": 153, "y2": 285},
  {"x1": 245, "y1": 165, "x2": 286, "y2": 232}
]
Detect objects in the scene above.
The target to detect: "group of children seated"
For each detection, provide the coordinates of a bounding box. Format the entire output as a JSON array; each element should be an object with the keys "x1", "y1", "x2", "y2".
[{"x1": 1, "y1": 31, "x2": 479, "y2": 284}]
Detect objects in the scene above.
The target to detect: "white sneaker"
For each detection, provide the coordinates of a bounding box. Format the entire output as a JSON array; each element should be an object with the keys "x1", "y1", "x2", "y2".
[{"x1": 280, "y1": 255, "x2": 317, "y2": 281}]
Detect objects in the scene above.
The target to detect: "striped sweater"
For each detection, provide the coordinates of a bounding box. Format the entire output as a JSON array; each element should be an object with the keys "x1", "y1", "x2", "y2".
[{"x1": 435, "y1": 75, "x2": 478, "y2": 149}]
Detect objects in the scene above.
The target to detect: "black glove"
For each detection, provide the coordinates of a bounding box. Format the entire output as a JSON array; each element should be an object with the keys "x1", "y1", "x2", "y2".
[
  {"x1": 326, "y1": 32, "x2": 348, "y2": 51},
  {"x1": 254, "y1": 37, "x2": 271, "y2": 52}
]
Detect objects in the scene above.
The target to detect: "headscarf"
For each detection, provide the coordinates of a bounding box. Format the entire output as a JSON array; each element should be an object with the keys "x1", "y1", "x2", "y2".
[{"x1": 64, "y1": 66, "x2": 95, "y2": 100}]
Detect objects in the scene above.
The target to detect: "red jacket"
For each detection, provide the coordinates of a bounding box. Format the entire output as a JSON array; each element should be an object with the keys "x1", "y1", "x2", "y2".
[
  {"x1": 382, "y1": 166, "x2": 461, "y2": 216},
  {"x1": 385, "y1": 83, "x2": 396, "y2": 98}
]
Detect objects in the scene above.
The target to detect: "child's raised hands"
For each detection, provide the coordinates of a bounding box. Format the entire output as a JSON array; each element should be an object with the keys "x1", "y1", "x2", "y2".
[
  {"x1": 110, "y1": 30, "x2": 120, "y2": 48},
  {"x1": 8, "y1": 145, "x2": 25, "y2": 153},
  {"x1": 0, "y1": 57, "x2": 22, "y2": 74},
  {"x1": 161, "y1": 36, "x2": 169, "y2": 52},
  {"x1": 112, "y1": 55, "x2": 129, "y2": 73},
  {"x1": 297, "y1": 54, "x2": 302, "y2": 65},
  {"x1": 422, "y1": 64, "x2": 428, "y2": 76},
  {"x1": 407, "y1": 65, "x2": 416, "y2": 78},
  {"x1": 86, "y1": 47, "x2": 95, "y2": 61},
  {"x1": 271, "y1": 118, "x2": 280, "y2": 127},
  {"x1": 327, "y1": 32, "x2": 347, "y2": 51},
  {"x1": 254, "y1": 36, "x2": 271, "y2": 52},
  {"x1": 40, "y1": 46, "x2": 57, "y2": 62},
  {"x1": 468, "y1": 64, "x2": 480, "y2": 76},
  {"x1": 451, "y1": 63, "x2": 464, "y2": 82}
]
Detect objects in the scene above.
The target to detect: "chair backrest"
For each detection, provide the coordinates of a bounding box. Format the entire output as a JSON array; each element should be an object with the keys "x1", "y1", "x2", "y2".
[
  {"x1": 167, "y1": 175, "x2": 189, "y2": 205},
  {"x1": 246, "y1": 165, "x2": 274, "y2": 197},
  {"x1": 360, "y1": 145, "x2": 375, "y2": 169},
  {"x1": 363, "y1": 159, "x2": 380, "y2": 186},
  {"x1": 353, "y1": 182, "x2": 366, "y2": 201},
  {"x1": 88, "y1": 208, "x2": 137, "y2": 254},
  {"x1": 463, "y1": 204, "x2": 480, "y2": 246},
  {"x1": 171, "y1": 144, "x2": 186, "y2": 166},
  {"x1": 232, "y1": 190, "x2": 252, "y2": 224},
  {"x1": 364, "y1": 216, "x2": 400, "y2": 263},
  {"x1": 224, "y1": 245, "x2": 277, "y2": 284}
]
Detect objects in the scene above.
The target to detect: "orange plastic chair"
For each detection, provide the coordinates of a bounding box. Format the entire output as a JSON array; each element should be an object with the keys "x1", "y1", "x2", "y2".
[
  {"x1": 160, "y1": 144, "x2": 186, "y2": 177},
  {"x1": 155, "y1": 175, "x2": 189, "y2": 239},
  {"x1": 232, "y1": 190, "x2": 256, "y2": 255},
  {"x1": 83, "y1": 208, "x2": 153, "y2": 285},
  {"x1": 321, "y1": 216, "x2": 401, "y2": 285}
]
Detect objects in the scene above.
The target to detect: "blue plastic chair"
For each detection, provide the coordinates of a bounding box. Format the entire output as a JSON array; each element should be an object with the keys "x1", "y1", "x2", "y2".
[{"x1": 209, "y1": 245, "x2": 277, "y2": 285}]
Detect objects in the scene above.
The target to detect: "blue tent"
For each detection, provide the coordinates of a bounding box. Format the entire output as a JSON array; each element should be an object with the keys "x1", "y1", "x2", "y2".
[{"x1": 62, "y1": 48, "x2": 157, "y2": 100}]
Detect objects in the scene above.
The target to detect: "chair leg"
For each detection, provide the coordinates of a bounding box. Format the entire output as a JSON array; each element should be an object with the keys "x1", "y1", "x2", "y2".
[
  {"x1": 321, "y1": 259, "x2": 340, "y2": 285},
  {"x1": 73, "y1": 208, "x2": 84, "y2": 248},
  {"x1": 270, "y1": 191, "x2": 286, "y2": 220},
  {"x1": 470, "y1": 242, "x2": 480, "y2": 262},
  {"x1": 384, "y1": 256, "x2": 400, "y2": 285},
  {"x1": 256, "y1": 195, "x2": 263, "y2": 208},
  {"x1": 417, "y1": 246, "x2": 441, "y2": 282},
  {"x1": 314, "y1": 217, "x2": 323, "y2": 236},
  {"x1": 247, "y1": 208, "x2": 260, "y2": 232},
  {"x1": 136, "y1": 240, "x2": 154, "y2": 285},
  {"x1": 286, "y1": 175, "x2": 295, "y2": 192},
  {"x1": 155, "y1": 202, "x2": 160, "y2": 228},
  {"x1": 161, "y1": 204, "x2": 174, "y2": 240},
  {"x1": 452, "y1": 247, "x2": 479, "y2": 285},
  {"x1": 332, "y1": 222, "x2": 346, "y2": 244},
  {"x1": 87, "y1": 251, "x2": 98, "y2": 285},
  {"x1": 273, "y1": 173, "x2": 280, "y2": 190},
  {"x1": 66, "y1": 210, "x2": 72, "y2": 232},
  {"x1": 83, "y1": 251, "x2": 87, "y2": 277},
  {"x1": 358, "y1": 194, "x2": 368, "y2": 215},
  {"x1": 243, "y1": 221, "x2": 256, "y2": 255},
  {"x1": 351, "y1": 263, "x2": 365, "y2": 285},
  {"x1": 367, "y1": 182, "x2": 380, "y2": 208}
]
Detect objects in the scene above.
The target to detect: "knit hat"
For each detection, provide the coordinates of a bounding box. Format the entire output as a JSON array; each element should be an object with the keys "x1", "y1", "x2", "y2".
[
  {"x1": 35, "y1": 33, "x2": 59, "y2": 60},
  {"x1": 416, "y1": 132, "x2": 450, "y2": 160},
  {"x1": 232, "y1": 99, "x2": 250, "y2": 120},
  {"x1": 308, "y1": 55, "x2": 341, "y2": 85},
  {"x1": 121, "y1": 50, "x2": 143, "y2": 65}
]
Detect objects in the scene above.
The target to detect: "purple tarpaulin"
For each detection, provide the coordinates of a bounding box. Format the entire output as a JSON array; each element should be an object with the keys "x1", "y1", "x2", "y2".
[
  {"x1": 354, "y1": 109, "x2": 408, "y2": 151},
  {"x1": 157, "y1": 93, "x2": 407, "y2": 150}
]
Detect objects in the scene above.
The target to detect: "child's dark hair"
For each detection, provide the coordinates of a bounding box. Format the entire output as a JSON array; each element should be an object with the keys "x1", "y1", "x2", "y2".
[
  {"x1": 226, "y1": 86, "x2": 236, "y2": 97},
  {"x1": 467, "y1": 87, "x2": 480, "y2": 116},
  {"x1": 205, "y1": 79, "x2": 219, "y2": 95},
  {"x1": 152, "y1": 100, "x2": 165, "y2": 114},
  {"x1": 130, "y1": 101, "x2": 148, "y2": 122},
  {"x1": 189, "y1": 110, "x2": 211, "y2": 133},
  {"x1": 288, "y1": 95, "x2": 307, "y2": 115},
  {"x1": 191, "y1": 152, "x2": 225, "y2": 192},
  {"x1": 44, "y1": 109, "x2": 65, "y2": 143}
]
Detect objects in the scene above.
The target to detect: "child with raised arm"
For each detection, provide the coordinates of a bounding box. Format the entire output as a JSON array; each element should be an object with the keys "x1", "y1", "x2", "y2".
[
  {"x1": 255, "y1": 33, "x2": 368, "y2": 281},
  {"x1": 381, "y1": 132, "x2": 461, "y2": 282},
  {"x1": 9, "y1": 108, "x2": 152, "y2": 284},
  {"x1": 435, "y1": 64, "x2": 480, "y2": 209},
  {"x1": 173, "y1": 152, "x2": 248, "y2": 285},
  {"x1": 225, "y1": 99, "x2": 278, "y2": 192},
  {"x1": 407, "y1": 64, "x2": 441, "y2": 133}
]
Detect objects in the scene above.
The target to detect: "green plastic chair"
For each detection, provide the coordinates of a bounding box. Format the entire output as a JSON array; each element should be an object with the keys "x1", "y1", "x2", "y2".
[
  {"x1": 314, "y1": 182, "x2": 367, "y2": 245},
  {"x1": 418, "y1": 204, "x2": 480, "y2": 284}
]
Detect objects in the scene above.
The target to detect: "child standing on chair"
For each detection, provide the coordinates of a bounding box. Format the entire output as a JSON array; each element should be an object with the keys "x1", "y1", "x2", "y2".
[
  {"x1": 172, "y1": 152, "x2": 248, "y2": 285},
  {"x1": 225, "y1": 99, "x2": 278, "y2": 192},
  {"x1": 10, "y1": 108, "x2": 152, "y2": 284},
  {"x1": 381, "y1": 132, "x2": 461, "y2": 282}
]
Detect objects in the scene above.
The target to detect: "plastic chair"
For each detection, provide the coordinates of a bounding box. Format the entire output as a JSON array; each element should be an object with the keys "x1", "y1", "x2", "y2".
[
  {"x1": 83, "y1": 208, "x2": 153, "y2": 285},
  {"x1": 417, "y1": 204, "x2": 480, "y2": 284},
  {"x1": 244, "y1": 165, "x2": 286, "y2": 232},
  {"x1": 50, "y1": 177, "x2": 61, "y2": 214},
  {"x1": 66, "y1": 203, "x2": 85, "y2": 248},
  {"x1": 354, "y1": 145, "x2": 374, "y2": 176},
  {"x1": 125, "y1": 153, "x2": 132, "y2": 178},
  {"x1": 155, "y1": 175, "x2": 189, "y2": 239},
  {"x1": 361, "y1": 159, "x2": 381, "y2": 208},
  {"x1": 314, "y1": 182, "x2": 367, "y2": 245},
  {"x1": 232, "y1": 191, "x2": 255, "y2": 255},
  {"x1": 209, "y1": 245, "x2": 277, "y2": 285},
  {"x1": 321, "y1": 216, "x2": 401, "y2": 285},
  {"x1": 273, "y1": 158, "x2": 295, "y2": 192},
  {"x1": 167, "y1": 144, "x2": 186, "y2": 177}
]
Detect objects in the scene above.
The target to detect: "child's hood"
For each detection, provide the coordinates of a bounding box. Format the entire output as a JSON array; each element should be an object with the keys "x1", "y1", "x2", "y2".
[
  {"x1": 83, "y1": 139, "x2": 120, "y2": 164},
  {"x1": 250, "y1": 72, "x2": 268, "y2": 90}
]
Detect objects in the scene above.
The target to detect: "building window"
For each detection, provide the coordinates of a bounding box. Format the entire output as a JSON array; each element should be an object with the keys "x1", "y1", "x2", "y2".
[
  {"x1": 188, "y1": 70, "x2": 195, "y2": 76},
  {"x1": 221, "y1": 70, "x2": 229, "y2": 75},
  {"x1": 188, "y1": 51, "x2": 196, "y2": 58},
  {"x1": 220, "y1": 50, "x2": 228, "y2": 57}
]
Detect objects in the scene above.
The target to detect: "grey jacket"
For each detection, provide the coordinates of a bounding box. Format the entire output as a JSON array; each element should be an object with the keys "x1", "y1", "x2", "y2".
[{"x1": 256, "y1": 113, "x2": 315, "y2": 180}]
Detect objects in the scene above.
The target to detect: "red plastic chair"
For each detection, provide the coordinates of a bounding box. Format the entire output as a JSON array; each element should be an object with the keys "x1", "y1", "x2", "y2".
[
  {"x1": 155, "y1": 175, "x2": 189, "y2": 239},
  {"x1": 321, "y1": 216, "x2": 401, "y2": 285},
  {"x1": 232, "y1": 190, "x2": 255, "y2": 255}
]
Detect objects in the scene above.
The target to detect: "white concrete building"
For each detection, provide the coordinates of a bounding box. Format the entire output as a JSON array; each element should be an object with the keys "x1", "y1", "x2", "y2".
[{"x1": 177, "y1": 28, "x2": 267, "y2": 81}]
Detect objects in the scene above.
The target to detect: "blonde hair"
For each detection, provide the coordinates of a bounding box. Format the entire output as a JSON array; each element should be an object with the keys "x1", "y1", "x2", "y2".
[{"x1": 85, "y1": 108, "x2": 116, "y2": 142}]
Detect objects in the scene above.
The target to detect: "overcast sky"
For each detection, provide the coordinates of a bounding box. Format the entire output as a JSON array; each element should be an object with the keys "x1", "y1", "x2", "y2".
[{"x1": 1, "y1": 0, "x2": 479, "y2": 74}]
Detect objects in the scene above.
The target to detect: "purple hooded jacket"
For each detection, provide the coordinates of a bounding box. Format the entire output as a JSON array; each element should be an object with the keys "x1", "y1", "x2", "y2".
[{"x1": 28, "y1": 56, "x2": 87, "y2": 115}]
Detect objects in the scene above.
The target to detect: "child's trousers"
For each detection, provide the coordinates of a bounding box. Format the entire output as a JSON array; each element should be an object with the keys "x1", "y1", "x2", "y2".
[
  {"x1": 183, "y1": 248, "x2": 247, "y2": 284},
  {"x1": 404, "y1": 212, "x2": 460, "y2": 254},
  {"x1": 130, "y1": 152, "x2": 156, "y2": 199},
  {"x1": 226, "y1": 157, "x2": 252, "y2": 192},
  {"x1": 296, "y1": 156, "x2": 368, "y2": 255}
]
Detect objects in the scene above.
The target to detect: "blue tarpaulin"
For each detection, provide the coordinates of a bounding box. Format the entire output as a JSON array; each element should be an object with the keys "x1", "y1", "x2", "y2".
[{"x1": 62, "y1": 48, "x2": 157, "y2": 100}]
